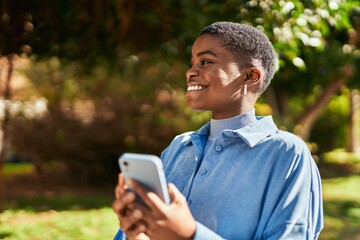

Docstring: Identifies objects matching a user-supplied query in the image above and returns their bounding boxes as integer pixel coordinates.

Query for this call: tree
[4,0,208,184]
[0,0,34,211]
[222,0,359,146]
[3,0,359,188]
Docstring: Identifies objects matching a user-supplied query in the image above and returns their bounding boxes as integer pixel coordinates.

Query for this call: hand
[112,173,150,240]
[128,179,196,240]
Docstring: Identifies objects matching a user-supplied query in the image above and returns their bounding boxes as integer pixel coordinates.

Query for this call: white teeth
[187,85,205,91]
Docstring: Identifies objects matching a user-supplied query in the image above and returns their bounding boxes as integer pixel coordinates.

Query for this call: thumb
[168,183,182,202]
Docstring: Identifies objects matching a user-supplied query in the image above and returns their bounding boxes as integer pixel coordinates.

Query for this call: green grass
[2,162,34,178]
[0,193,119,239]
[4,195,114,212]
[1,162,120,240]
[0,208,119,240]
[320,175,360,240]
[1,163,360,239]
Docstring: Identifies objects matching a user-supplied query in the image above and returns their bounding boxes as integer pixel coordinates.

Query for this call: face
[186,34,248,119]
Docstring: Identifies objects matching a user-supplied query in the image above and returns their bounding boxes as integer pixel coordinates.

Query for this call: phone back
[119,153,170,204]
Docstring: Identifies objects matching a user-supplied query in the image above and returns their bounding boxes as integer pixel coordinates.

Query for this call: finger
[120,208,145,232]
[128,201,153,218]
[145,183,181,211]
[112,199,126,219]
[115,173,127,199]
[143,183,183,214]
[122,190,137,207]
[112,190,137,218]
[127,179,161,211]
[124,222,148,240]
[119,173,125,187]
[168,183,183,202]
[127,179,170,218]
[135,232,151,240]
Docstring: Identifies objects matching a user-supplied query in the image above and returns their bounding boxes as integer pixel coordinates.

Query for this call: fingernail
[133,209,142,219]
[125,192,135,202]
[138,223,146,232]
[127,179,133,187]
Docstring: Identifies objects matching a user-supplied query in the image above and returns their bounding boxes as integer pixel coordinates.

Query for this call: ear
[244,67,262,85]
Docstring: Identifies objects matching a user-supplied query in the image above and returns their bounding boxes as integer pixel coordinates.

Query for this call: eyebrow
[196,50,217,57]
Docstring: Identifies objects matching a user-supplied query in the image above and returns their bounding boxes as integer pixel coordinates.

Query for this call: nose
[186,66,199,81]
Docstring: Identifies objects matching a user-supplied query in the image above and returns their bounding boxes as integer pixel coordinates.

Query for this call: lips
[187,85,207,91]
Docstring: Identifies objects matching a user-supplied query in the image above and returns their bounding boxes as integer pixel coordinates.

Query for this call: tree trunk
[0,54,14,212]
[347,89,360,153]
[294,77,346,141]
[267,86,292,116]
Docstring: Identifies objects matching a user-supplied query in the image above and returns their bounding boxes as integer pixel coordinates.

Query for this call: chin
[187,100,208,111]
[188,105,206,112]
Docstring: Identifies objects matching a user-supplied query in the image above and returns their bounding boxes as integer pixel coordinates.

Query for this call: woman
[112,21,323,240]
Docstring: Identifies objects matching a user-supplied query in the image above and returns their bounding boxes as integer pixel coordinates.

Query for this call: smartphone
[118,153,170,206]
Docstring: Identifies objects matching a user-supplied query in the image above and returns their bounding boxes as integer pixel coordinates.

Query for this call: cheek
[218,70,228,83]
[216,69,239,86]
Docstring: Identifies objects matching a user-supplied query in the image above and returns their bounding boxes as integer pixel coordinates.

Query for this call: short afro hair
[200,22,276,95]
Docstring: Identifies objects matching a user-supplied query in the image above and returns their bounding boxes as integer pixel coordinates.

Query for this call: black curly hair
[200,22,276,95]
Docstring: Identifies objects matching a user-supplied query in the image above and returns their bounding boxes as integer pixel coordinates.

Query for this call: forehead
[191,34,231,57]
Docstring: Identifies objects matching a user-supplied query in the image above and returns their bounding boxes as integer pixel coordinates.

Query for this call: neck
[212,95,258,120]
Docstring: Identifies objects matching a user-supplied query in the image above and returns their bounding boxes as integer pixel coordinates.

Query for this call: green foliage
[9,101,180,184]
[234,0,359,100]
[3,0,360,183]
[222,0,360,144]
[9,38,213,183]
[10,56,208,183]
[323,149,360,165]
[311,89,351,152]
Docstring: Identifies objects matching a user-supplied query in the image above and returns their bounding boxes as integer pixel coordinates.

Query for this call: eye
[188,59,213,68]
[201,60,212,66]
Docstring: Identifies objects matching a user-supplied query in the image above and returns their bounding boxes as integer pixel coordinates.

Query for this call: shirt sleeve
[260,148,323,239]
[193,221,226,240]
[113,229,126,240]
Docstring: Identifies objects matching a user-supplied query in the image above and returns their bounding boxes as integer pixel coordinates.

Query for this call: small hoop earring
[244,84,248,95]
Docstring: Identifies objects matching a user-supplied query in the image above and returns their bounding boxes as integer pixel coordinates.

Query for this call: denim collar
[184,116,278,148]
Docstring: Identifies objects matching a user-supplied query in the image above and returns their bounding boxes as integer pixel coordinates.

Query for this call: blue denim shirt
[114,116,323,239]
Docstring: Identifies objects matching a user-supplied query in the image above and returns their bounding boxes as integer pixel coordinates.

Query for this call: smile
[187,85,207,91]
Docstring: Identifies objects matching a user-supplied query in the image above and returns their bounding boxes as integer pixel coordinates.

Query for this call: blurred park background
[0,0,360,239]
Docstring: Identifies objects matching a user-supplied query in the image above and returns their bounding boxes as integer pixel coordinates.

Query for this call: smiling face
[186,34,252,119]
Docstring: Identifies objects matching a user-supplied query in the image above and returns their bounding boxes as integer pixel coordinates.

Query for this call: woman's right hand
[112,173,150,240]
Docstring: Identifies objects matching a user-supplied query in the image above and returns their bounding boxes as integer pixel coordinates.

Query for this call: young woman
[112,21,323,240]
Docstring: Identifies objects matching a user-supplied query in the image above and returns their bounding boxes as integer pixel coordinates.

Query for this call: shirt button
[200,168,207,175]
[187,199,192,206]
[215,145,222,152]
